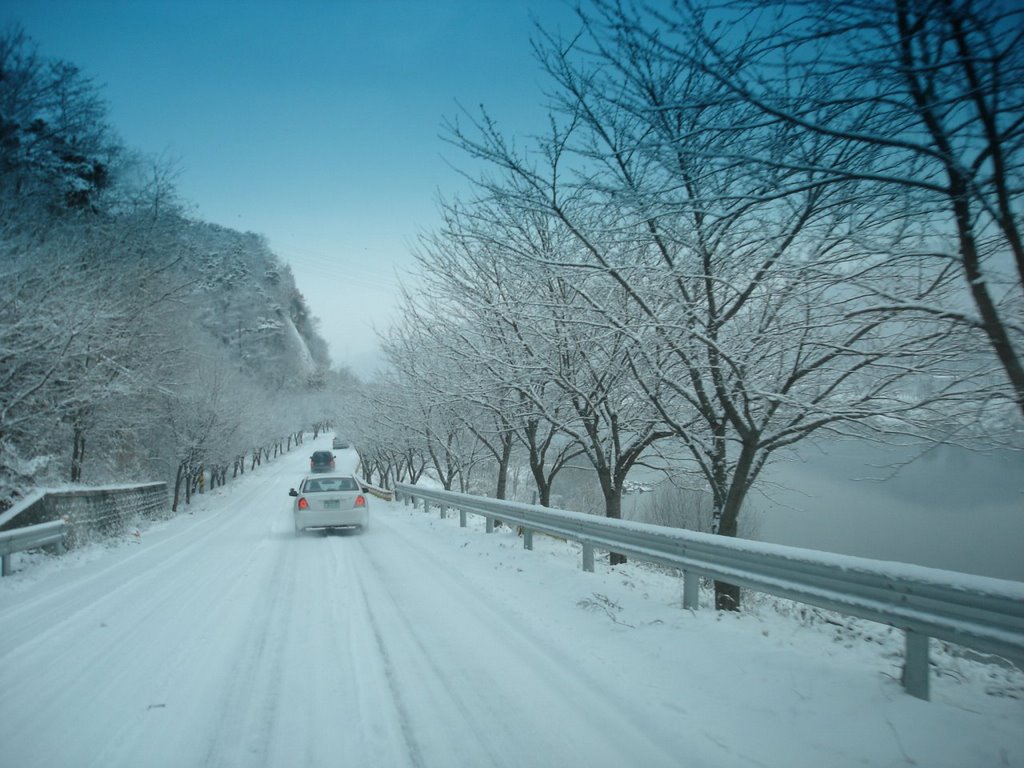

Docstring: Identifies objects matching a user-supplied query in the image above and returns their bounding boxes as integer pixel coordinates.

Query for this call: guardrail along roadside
[0,483,169,576]
[396,483,1024,702]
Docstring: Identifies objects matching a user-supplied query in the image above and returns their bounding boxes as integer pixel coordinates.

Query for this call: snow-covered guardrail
[0,520,66,577]
[395,483,1024,701]
[0,483,169,575]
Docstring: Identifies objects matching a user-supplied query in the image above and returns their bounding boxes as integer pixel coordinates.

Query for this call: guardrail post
[902,630,930,700]
[459,508,467,527]
[439,503,447,520]
[422,498,431,515]
[523,529,533,551]
[486,517,494,533]
[683,570,699,610]
[403,492,410,507]
[582,542,595,572]
[1,553,11,577]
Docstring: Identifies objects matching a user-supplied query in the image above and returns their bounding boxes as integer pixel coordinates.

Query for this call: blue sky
[5,0,584,370]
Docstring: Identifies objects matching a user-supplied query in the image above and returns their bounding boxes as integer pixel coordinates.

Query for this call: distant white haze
[747,441,1022,581]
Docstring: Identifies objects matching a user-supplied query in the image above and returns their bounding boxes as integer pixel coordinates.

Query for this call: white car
[289,474,369,535]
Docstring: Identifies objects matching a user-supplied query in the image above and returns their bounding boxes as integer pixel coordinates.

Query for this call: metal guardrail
[0,483,169,576]
[359,479,395,502]
[0,520,66,576]
[396,483,1024,701]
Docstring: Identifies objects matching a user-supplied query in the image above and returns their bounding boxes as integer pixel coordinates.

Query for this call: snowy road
[0,449,678,768]
[1,441,1021,768]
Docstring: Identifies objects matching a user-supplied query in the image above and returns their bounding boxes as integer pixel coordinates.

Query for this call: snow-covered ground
[1,440,1021,768]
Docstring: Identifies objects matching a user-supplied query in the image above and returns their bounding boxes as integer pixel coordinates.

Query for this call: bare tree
[651,0,1024,415]
[406,203,584,504]
[444,2,990,607]
[157,353,248,512]
[407,196,674,563]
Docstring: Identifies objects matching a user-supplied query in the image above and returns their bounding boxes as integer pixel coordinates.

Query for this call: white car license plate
[323,500,340,510]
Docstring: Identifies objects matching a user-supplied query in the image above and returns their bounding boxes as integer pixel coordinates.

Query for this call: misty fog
[749,442,1023,581]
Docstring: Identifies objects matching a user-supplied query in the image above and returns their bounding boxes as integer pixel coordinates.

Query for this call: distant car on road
[332,437,350,450]
[309,450,335,472]
[289,474,368,535]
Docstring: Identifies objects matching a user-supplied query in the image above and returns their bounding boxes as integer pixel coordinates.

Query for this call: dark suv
[310,450,335,472]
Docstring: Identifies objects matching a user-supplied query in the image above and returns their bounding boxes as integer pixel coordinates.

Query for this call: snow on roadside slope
[1,440,1021,767]
[388,502,1023,766]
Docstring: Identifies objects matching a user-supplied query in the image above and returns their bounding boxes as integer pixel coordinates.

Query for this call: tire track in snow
[352,570,429,768]
[350,538,555,767]
[352,504,683,768]
[320,532,423,768]
[197,533,297,767]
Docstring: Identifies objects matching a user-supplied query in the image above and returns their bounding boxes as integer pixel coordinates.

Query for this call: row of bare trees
[351,0,1020,610]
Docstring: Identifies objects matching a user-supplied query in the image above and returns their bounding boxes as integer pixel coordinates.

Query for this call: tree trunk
[598,469,627,566]
[537,482,551,507]
[527,450,552,506]
[608,498,627,565]
[495,434,512,500]
[172,461,184,512]
[70,424,86,483]
[713,440,757,611]
[951,192,1024,416]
